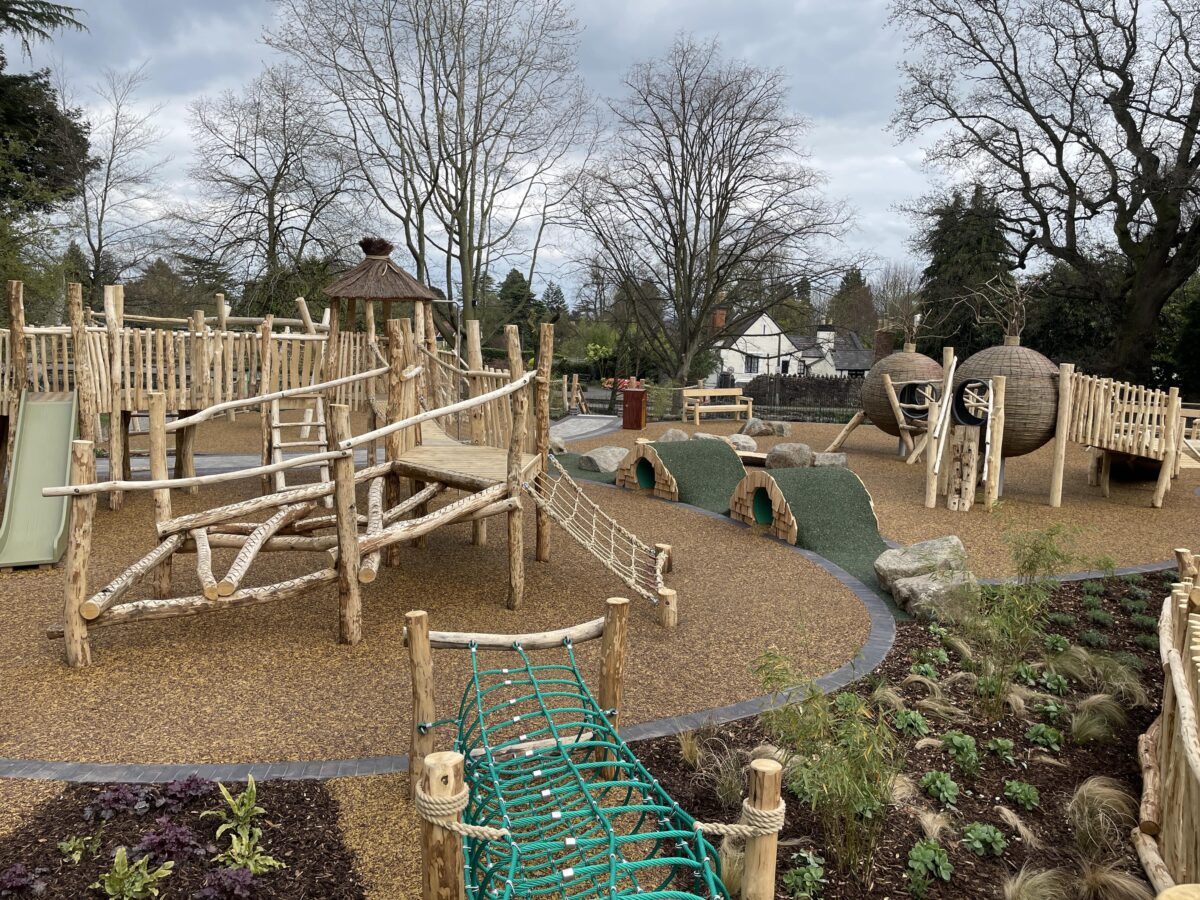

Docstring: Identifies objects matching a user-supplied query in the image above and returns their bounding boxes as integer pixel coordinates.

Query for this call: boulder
[767,421,792,437]
[659,427,690,443]
[728,433,758,452]
[891,570,980,621]
[693,432,733,445]
[812,452,848,468]
[739,417,775,437]
[873,536,968,592]
[578,446,629,473]
[549,435,568,455]
[765,442,814,470]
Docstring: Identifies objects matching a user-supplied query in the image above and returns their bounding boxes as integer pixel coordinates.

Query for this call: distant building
[708,312,874,385]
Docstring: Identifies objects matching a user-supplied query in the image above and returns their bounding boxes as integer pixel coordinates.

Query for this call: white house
[709,312,875,385]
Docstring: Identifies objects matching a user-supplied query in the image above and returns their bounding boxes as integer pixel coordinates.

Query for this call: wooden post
[215,292,227,332]
[5,280,27,471]
[465,319,487,546]
[329,404,362,644]
[258,321,274,495]
[882,373,914,455]
[1049,363,1074,507]
[534,323,554,562]
[657,586,678,628]
[504,325,527,611]
[420,751,466,900]
[148,393,172,598]
[67,283,97,445]
[1151,387,1180,508]
[742,758,782,900]
[655,543,673,574]
[924,399,940,509]
[406,610,436,801]
[295,297,316,334]
[104,286,125,511]
[599,597,630,779]
[1100,449,1112,497]
[364,299,376,344]
[385,320,405,567]
[63,440,96,668]
[174,422,197,495]
[984,375,1005,509]
[1175,548,1197,580]
[324,300,340,383]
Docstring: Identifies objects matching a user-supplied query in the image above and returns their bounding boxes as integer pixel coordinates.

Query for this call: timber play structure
[405,600,784,899]
[1,246,673,667]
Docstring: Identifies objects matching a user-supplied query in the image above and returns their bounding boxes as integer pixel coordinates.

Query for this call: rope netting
[428,639,730,899]
[524,456,665,604]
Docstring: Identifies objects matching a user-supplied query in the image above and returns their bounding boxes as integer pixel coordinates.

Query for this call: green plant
[58,825,104,863]
[909,662,938,679]
[1130,613,1158,630]
[1075,859,1154,900]
[1038,700,1068,724]
[699,740,746,811]
[1135,633,1159,650]
[1040,672,1070,695]
[928,623,949,639]
[893,709,930,738]
[913,647,950,668]
[1080,629,1110,648]
[212,826,286,875]
[976,673,1003,698]
[1047,611,1078,628]
[1025,723,1063,751]
[940,730,980,776]
[1081,580,1104,596]
[781,849,826,899]
[1120,598,1148,615]
[1004,780,1040,811]
[1085,608,1114,628]
[920,770,959,806]
[1002,865,1072,900]
[907,838,953,898]
[90,847,174,898]
[676,730,704,769]
[1067,777,1138,859]
[202,777,265,840]
[1043,634,1070,653]
[987,737,1016,766]
[1013,661,1038,686]
[1082,595,1104,610]
[962,822,1008,857]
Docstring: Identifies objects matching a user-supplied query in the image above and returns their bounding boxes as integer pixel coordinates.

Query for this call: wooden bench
[681,387,752,425]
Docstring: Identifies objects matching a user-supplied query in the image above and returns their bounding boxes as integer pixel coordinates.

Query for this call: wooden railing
[1064,372,1181,462]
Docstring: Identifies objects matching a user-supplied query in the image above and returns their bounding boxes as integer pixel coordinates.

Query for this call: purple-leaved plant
[0,863,47,897]
[134,815,212,861]
[165,776,216,812]
[193,867,255,899]
[84,784,163,822]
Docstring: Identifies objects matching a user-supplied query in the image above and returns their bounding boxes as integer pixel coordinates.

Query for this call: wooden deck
[393,419,540,490]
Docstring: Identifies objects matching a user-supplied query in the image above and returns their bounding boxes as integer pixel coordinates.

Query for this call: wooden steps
[269,395,332,506]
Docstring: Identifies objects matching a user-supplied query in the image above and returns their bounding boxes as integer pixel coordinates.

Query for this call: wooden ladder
[269,394,333,507]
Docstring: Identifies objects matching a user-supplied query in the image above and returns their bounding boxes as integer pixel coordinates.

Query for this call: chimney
[816,323,835,359]
[710,307,727,332]
[873,329,895,364]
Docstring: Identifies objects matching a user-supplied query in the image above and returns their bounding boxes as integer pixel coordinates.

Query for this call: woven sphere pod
[862,346,944,437]
[955,339,1058,457]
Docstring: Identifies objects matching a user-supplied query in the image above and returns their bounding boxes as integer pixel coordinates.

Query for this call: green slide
[0,391,78,567]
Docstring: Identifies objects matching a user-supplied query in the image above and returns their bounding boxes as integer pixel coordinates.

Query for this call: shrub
[940,731,980,776]
[781,849,826,899]
[1004,780,1040,811]
[976,674,1003,699]
[1135,633,1159,650]
[987,737,1016,766]
[1047,612,1076,629]
[1040,672,1070,696]
[1123,574,1144,587]
[1081,595,1104,610]
[133,816,208,862]
[962,822,1008,857]
[910,662,939,679]
[1081,580,1104,596]
[163,776,215,812]
[1067,777,1137,859]
[1025,724,1063,751]
[1080,630,1110,649]
[0,865,46,897]
[194,867,255,900]
[907,839,953,898]
[920,770,959,806]
[85,785,162,823]
[1043,634,1070,653]
[1130,613,1158,631]
[893,709,930,738]
[1119,598,1148,615]
[699,741,746,811]
[90,847,173,898]
[1085,608,1114,628]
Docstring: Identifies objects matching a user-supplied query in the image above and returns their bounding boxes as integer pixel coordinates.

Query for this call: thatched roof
[324,237,438,302]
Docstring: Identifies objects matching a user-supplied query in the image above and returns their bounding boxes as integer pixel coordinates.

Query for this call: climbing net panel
[525,456,666,605]
[436,638,729,899]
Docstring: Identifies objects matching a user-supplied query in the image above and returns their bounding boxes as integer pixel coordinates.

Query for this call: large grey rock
[693,432,733,445]
[813,452,847,468]
[891,570,980,621]
[740,417,775,437]
[549,435,568,455]
[659,427,690,443]
[579,446,628,473]
[765,442,814,469]
[873,536,968,592]
[728,433,758,452]
[767,421,792,437]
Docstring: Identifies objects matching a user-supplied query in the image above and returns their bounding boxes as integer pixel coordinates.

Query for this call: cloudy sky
[6,0,935,292]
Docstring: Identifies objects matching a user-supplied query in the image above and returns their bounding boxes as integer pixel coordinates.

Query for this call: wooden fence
[1063,371,1181,462]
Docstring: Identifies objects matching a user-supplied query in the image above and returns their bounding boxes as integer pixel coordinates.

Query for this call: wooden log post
[329,404,362,644]
[1049,363,1074,507]
[742,758,783,900]
[657,586,678,628]
[104,286,125,510]
[63,440,96,668]
[1151,386,1180,508]
[504,325,527,611]
[295,297,316,334]
[385,319,406,567]
[655,543,674,574]
[148,393,173,598]
[257,320,275,495]
[923,399,940,509]
[4,281,26,474]
[534,323,554,562]
[984,375,1006,509]
[215,292,227,332]
[1176,548,1197,580]
[882,373,914,455]
[598,597,630,780]
[66,283,98,445]
[465,319,487,546]
[324,300,340,384]
[420,750,466,900]
[406,610,436,801]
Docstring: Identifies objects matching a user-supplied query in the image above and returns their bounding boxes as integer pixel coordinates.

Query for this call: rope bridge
[524,456,666,605]
[422,637,732,899]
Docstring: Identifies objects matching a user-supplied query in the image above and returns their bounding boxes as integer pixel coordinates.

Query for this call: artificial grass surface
[649,439,746,515]
[553,452,618,485]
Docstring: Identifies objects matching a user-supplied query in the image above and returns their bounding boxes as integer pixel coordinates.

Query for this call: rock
[765,442,814,469]
[873,536,968,592]
[728,433,758,452]
[891,570,980,621]
[549,435,568,455]
[659,428,690,443]
[813,452,848,468]
[767,421,792,437]
[739,417,775,437]
[578,446,628,473]
[693,432,733,445]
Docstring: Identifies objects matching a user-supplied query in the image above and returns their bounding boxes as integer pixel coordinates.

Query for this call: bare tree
[568,35,848,384]
[891,0,1200,380]
[874,260,924,343]
[180,64,360,310]
[63,64,167,308]
[266,0,595,320]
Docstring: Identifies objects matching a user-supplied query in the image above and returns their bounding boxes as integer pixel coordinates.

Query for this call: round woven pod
[955,339,1058,457]
[862,346,944,437]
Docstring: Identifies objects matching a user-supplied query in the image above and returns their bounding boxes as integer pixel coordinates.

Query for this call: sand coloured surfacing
[647,438,746,514]
[568,419,1200,577]
[0,467,868,765]
[329,774,421,899]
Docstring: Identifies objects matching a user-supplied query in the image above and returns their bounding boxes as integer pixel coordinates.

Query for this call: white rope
[694,797,786,839]
[413,782,511,842]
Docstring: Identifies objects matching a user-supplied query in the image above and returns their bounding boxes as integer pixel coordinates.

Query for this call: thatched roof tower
[325,237,436,302]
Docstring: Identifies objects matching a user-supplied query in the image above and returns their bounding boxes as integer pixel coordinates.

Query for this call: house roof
[834,349,875,371]
[720,315,869,365]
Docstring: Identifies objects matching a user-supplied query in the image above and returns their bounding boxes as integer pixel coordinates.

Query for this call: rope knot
[693,797,786,839]
[413,782,511,842]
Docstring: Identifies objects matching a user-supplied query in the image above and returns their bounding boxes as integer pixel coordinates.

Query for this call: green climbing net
[423,638,730,899]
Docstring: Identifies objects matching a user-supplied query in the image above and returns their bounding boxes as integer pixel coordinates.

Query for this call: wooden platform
[1180,438,1200,470]
[393,419,540,490]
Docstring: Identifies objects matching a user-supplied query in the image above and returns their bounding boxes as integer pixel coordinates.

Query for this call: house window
[782,360,790,374]
[744,354,760,374]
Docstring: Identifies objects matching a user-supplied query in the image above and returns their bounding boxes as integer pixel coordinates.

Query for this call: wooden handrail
[404,615,607,651]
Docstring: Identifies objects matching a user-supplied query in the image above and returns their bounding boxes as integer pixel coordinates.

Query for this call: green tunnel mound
[766,466,889,591]
[551,452,618,485]
[650,439,745,515]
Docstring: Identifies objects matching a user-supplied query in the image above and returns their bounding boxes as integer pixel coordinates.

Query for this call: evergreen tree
[916,185,1013,357]
[497,268,545,347]
[542,281,568,320]
[1023,259,1124,373]
[827,267,877,341]
[771,277,818,334]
